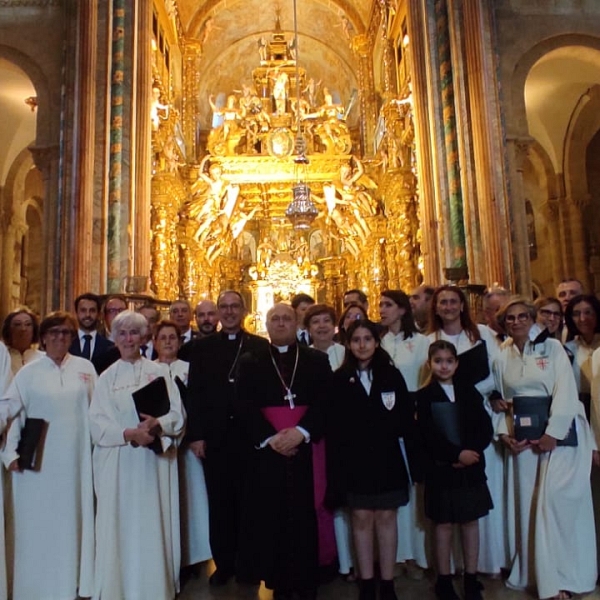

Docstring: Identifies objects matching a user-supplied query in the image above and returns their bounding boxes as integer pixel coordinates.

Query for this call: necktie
[299,331,307,345]
[82,334,92,360]
[141,344,148,358]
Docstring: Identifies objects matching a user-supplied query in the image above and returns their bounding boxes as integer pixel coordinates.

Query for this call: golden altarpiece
[150,6,420,329]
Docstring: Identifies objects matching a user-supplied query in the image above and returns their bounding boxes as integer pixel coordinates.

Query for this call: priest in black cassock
[186,290,269,585]
[236,303,335,600]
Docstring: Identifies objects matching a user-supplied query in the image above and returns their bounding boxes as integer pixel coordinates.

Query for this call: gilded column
[435,0,466,268]
[150,174,180,299]
[406,0,441,283]
[182,40,202,160]
[107,0,126,292]
[132,0,153,280]
[352,34,377,155]
[72,0,98,297]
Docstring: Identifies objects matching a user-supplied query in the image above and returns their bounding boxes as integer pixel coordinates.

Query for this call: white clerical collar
[228,334,237,340]
[274,344,289,353]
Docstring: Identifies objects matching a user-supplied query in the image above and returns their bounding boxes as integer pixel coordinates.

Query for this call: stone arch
[510,33,600,139]
[0,44,53,145]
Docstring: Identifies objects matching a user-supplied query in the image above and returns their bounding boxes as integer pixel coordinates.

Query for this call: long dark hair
[427,285,481,343]
[341,319,394,374]
[564,294,600,341]
[337,303,368,345]
[380,289,418,339]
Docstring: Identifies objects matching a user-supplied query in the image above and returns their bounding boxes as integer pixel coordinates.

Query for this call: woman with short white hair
[90,310,184,600]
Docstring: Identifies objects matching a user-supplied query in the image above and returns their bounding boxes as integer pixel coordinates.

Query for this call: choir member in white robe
[90,311,184,600]
[0,341,15,600]
[306,304,352,579]
[379,290,430,572]
[494,298,597,599]
[153,320,211,568]
[564,294,600,575]
[427,285,506,575]
[2,312,96,600]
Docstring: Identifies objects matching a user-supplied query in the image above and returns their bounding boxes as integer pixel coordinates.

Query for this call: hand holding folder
[131,377,171,454]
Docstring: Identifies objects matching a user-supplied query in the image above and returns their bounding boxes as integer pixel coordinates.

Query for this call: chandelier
[285,0,318,231]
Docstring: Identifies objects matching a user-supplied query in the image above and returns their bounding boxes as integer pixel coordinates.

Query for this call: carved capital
[28,145,59,176]
[506,136,533,171]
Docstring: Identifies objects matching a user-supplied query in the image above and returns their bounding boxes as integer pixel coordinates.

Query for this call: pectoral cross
[284,389,296,409]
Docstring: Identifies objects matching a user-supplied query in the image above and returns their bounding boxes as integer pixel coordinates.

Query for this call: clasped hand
[500,435,531,455]
[452,449,480,468]
[125,413,162,447]
[269,427,304,457]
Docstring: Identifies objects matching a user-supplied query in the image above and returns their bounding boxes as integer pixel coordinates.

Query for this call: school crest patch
[381,391,396,410]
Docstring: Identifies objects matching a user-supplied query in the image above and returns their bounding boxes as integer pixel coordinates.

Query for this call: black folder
[131,377,170,453]
[17,418,47,470]
[512,395,577,447]
[454,342,490,387]
[174,375,188,410]
[431,402,462,447]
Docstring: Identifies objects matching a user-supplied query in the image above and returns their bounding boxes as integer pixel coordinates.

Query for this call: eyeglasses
[504,312,530,324]
[105,307,125,315]
[270,315,294,323]
[46,328,74,338]
[539,308,561,319]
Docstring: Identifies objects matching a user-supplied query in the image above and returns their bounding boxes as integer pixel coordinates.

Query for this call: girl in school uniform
[328,319,416,600]
[416,340,493,600]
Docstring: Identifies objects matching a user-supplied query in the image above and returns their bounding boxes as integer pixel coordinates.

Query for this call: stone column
[505,137,533,296]
[72,0,98,297]
[406,0,441,284]
[132,0,153,280]
[459,0,513,288]
[29,145,60,313]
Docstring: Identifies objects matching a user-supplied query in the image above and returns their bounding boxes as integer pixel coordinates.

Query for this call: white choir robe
[2,354,96,600]
[90,358,185,600]
[158,359,212,566]
[381,331,430,568]
[0,342,14,600]
[428,325,507,574]
[312,342,354,575]
[494,337,597,598]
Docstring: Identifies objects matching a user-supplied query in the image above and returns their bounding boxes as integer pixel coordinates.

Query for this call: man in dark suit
[69,293,114,373]
[169,300,196,344]
[186,290,269,586]
[137,304,160,359]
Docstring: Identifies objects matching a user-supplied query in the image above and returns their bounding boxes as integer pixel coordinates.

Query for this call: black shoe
[359,578,376,600]
[435,575,460,600]
[209,568,233,586]
[380,579,398,600]
[464,572,484,600]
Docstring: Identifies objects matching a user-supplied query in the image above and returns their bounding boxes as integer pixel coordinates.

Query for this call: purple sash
[261,406,337,566]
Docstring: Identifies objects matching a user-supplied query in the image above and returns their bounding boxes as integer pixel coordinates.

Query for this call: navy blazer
[69,332,114,374]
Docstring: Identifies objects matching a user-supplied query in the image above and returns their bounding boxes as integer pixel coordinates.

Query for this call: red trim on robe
[261,406,337,567]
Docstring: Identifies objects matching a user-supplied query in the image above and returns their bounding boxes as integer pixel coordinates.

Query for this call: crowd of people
[0,278,598,600]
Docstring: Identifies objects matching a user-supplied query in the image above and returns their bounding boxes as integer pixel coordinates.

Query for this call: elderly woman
[427,285,505,576]
[90,310,184,600]
[1,307,44,375]
[3,311,96,600]
[533,297,563,340]
[153,319,211,572]
[494,297,596,599]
